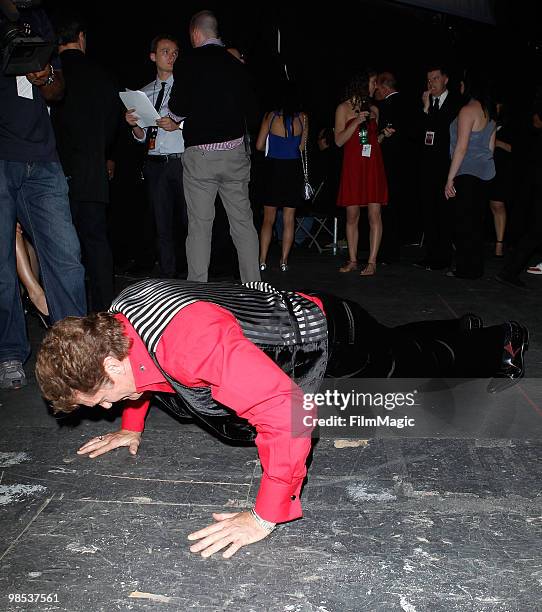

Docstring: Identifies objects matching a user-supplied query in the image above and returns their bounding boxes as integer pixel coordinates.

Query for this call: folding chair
[295,179,339,255]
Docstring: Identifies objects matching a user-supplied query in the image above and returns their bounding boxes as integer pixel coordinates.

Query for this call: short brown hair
[35,313,131,413]
[190,10,218,38]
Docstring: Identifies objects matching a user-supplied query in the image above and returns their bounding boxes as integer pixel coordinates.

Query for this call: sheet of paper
[16,76,33,99]
[119,89,160,128]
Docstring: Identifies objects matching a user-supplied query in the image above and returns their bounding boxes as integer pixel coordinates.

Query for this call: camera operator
[0,2,86,390]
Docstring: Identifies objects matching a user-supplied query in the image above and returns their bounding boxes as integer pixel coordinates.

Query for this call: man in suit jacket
[168,10,260,283]
[375,72,411,262]
[51,16,120,311]
[415,66,462,270]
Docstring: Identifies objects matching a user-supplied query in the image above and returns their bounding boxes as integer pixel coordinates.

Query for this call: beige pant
[182,145,260,283]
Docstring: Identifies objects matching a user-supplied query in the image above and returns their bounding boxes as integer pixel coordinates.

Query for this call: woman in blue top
[445,70,496,279]
[256,82,308,271]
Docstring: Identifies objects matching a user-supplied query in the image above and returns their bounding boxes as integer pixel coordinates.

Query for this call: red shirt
[118,293,323,524]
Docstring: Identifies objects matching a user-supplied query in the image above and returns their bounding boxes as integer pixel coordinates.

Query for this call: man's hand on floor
[77,429,142,458]
[188,511,271,558]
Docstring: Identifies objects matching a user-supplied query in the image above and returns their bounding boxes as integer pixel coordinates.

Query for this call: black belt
[146,153,183,162]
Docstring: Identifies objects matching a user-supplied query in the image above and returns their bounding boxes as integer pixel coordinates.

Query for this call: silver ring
[98,436,104,441]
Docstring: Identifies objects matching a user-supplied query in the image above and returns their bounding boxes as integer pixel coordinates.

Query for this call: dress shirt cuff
[254,474,304,523]
[132,127,146,143]
[121,397,150,432]
[168,111,183,124]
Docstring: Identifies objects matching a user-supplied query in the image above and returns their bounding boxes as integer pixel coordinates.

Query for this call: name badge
[361,144,372,157]
[425,131,435,146]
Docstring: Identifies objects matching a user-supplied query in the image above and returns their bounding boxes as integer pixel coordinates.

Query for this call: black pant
[502,180,542,278]
[143,157,188,278]
[315,293,502,379]
[70,199,114,312]
[453,175,489,278]
[420,162,452,267]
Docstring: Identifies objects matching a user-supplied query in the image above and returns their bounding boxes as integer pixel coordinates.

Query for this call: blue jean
[0,160,87,362]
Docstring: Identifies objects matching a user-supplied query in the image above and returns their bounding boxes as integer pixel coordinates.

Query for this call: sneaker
[487,322,529,393]
[526,262,542,275]
[0,360,27,390]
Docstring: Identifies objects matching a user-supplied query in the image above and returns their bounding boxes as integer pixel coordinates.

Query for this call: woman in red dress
[335,71,388,275]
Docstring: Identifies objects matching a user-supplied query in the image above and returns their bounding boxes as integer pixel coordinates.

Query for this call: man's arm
[168,60,190,118]
[76,395,150,458]
[158,301,314,557]
[26,65,65,102]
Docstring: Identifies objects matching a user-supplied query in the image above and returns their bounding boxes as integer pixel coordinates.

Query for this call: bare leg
[259,205,277,265]
[361,203,382,276]
[281,207,296,265]
[25,237,40,279]
[15,229,49,315]
[340,205,360,272]
[490,200,506,256]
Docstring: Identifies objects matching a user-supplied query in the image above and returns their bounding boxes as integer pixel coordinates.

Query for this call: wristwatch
[250,508,276,533]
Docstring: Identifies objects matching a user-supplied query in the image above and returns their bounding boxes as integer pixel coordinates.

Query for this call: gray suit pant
[182,145,260,283]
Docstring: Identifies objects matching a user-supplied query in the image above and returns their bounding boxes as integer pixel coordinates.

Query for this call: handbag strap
[300,113,309,180]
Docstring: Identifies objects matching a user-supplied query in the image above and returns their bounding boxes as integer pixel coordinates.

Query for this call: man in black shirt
[51,16,120,312]
[168,10,260,283]
[0,6,86,390]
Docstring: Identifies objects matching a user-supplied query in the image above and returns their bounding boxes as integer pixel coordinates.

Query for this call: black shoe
[495,273,527,290]
[428,262,449,271]
[413,259,431,270]
[23,294,50,329]
[459,313,483,332]
[487,321,529,393]
[446,269,483,279]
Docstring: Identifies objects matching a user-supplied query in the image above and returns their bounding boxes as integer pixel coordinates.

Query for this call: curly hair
[342,69,377,110]
[35,313,132,413]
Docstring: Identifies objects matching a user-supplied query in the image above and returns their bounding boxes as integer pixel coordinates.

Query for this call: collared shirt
[133,74,185,155]
[431,89,449,109]
[117,294,324,524]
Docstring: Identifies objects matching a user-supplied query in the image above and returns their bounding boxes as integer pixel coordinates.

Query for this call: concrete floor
[1,245,541,612]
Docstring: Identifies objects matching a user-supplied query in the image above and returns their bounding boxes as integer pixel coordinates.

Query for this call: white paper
[16,76,33,99]
[119,89,160,128]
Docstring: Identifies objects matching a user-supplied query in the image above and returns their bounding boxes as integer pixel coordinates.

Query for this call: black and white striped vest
[110,279,328,441]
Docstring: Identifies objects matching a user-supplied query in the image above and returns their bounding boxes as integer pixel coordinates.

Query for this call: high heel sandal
[360,262,377,276]
[23,293,50,329]
[495,240,504,258]
[339,260,358,273]
[279,261,288,272]
[259,262,267,272]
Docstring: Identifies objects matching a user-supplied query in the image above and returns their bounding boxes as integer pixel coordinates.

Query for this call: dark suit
[51,49,120,311]
[378,91,410,261]
[419,91,462,268]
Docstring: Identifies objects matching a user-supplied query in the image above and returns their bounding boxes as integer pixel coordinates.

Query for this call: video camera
[0,0,54,76]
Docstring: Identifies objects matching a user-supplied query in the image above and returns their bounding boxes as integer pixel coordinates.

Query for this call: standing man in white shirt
[125,35,187,278]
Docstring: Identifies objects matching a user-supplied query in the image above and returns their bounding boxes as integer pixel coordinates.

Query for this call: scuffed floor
[1,247,541,611]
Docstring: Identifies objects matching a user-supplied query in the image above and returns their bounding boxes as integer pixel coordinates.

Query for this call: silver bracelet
[44,64,54,86]
[250,508,276,533]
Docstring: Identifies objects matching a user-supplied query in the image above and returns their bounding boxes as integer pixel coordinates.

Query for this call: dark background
[36,1,542,269]
[44,0,542,127]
